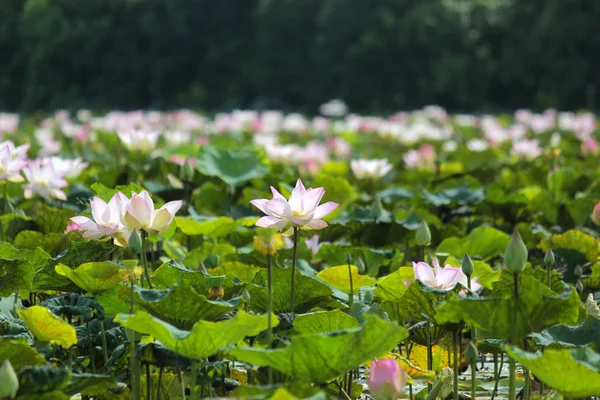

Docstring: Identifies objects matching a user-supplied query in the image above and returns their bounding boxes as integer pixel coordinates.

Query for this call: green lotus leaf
[443,256,501,289]
[131,283,238,329]
[0,338,45,369]
[373,267,414,302]
[316,265,376,295]
[0,258,34,297]
[95,288,129,317]
[91,182,147,202]
[210,262,261,287]
[505,346,600,397]
[310,174,358,217]
[183,243,236,271]
[40,294,104,323]
[539,229,599,263]
[14,231,65,255]
[583,262,600,290]
[246,268,334,314]
[54,262,123,294]
[0,243,51,272]
[0,213,36,241]
[195,146,269,186]
[293,310,359,334]
[115,310,274,359]
[175,216,236,237]
[228,315,408,383]
[316,244,392,272]
[436,276,581,340]
[65,373,118,397]
[399,281,455,324]
[436,226,510,261]
[530,315,600,349]
[17,391,69,400]
[18,306,77,348]
[17,365,70,394]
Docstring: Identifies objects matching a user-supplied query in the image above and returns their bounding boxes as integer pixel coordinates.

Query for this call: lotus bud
[465,341,478,366]
[592,202,600,226]
[461,254,474,277]
[368,359,407,400]
[371,198,384,219]
[504,230,528,274]
[355,256,366,274]
[346,253,353,265]
[241,288,251,303]
[180,158,195,182]
[415,220,431,247]
[576,279,584,295]
[544,249,555,267]
[128,229,142,254]
[574,265,583,279]
[0,359,19,399]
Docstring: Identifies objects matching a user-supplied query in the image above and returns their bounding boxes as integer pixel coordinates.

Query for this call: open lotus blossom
[250,179,339,233]
[413,258,481,291]
[350,158,393,180]
[70,193,130,244]
[368,358,407,400]
[121,190,182,235]
[47,157,88,179]
[117,130,161,152]
[22,159,68,200]
[0,141,29,182]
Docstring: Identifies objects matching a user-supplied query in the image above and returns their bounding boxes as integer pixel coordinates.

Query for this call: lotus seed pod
[128,229,142,254]
[465,341,479,366]
[415,220,431,247]
[544,249,555,267]
[461,254,474,277]
[504,230,528,274]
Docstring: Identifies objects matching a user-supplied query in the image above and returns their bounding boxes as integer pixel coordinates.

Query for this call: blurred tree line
[1,0,599,114]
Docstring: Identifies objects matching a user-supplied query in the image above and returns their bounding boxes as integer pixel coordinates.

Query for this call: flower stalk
[290,227,299,313]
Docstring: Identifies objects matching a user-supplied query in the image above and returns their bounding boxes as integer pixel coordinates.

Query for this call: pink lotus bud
[368,359,407,400]
[582,137,599,156]
[592,202,600,226]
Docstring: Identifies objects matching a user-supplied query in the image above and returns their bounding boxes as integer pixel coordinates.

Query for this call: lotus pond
[0,107,599,399]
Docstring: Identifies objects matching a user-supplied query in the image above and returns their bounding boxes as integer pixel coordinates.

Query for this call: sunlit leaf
[316,265,376,295]
[54,262,123,294]
[18,306,77,348]
[436,226,510,260]
[293,310,359,334]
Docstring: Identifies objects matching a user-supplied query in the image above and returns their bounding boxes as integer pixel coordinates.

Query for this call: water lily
[0,141,29,182]
[121,190,182,235]
[350,158,393,180]
[250,179,339,233]
[368,358,407,400]
[413,258,481,291]
[22,159,68,200]
[71,193,130,244]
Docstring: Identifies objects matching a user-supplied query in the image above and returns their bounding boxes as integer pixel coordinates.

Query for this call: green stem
[523,339,530,400]
[491,353,504,400]
[426,325,433,392]
[453,331,459,400]
[347,260,354,309]
[471,358,476,400]
[128,276,140,400]
[508,273,520,400]
[290,227,299,313]
[157,366,163,400]
[190,360,198,400]
[547,263,551,287]
[140,232,153,289]
[87,321,96,374]
[177,368,186,400]
[266,253,273,385]
[146,363,151,400]
[99,319,109,366]
[467,276,477,344]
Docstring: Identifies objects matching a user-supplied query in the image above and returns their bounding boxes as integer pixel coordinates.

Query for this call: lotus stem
[99,319,109,366]
[523,339,530,400]
[347,260,354,309]
[426,325,433,392]
[190,360,198,400]
[266,253,274,385]
[146,363,151,400]
[87,321,96,374]
[491,353,504,400]
[453,331,459,400]
[508,272,520,400]
[157,366,163,400]
[177,367,186,400]
[290,227,299,313]
[140,231,153,289]
[471,358,476,400]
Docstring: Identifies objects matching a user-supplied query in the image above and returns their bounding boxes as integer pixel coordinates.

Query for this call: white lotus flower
[350,158,393,180]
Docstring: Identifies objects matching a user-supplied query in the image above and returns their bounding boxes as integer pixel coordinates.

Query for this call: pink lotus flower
[22,159,68,201]
[0,113,19,134]
[65,222,85,234]
[581,137,599,156]
[511,139,542,159]
[0,141,29,182]
[250,179,339,233]
[122,190,182,235]
[368,359,407,400]
[413,258,482,291]
[403,144,436,170]
[71,193,130,243]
